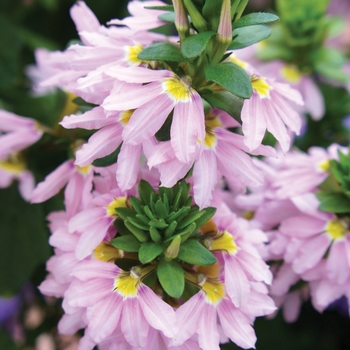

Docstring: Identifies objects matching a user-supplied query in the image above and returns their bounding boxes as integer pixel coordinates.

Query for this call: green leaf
[177,239,216,266]
[233,12,279,28]
[138,180,157,205]
[177,210,205,230]
[138,242,164,263]
[115,207,136,220]
[114,219,131,236]
[0,330,20,350]
[157,261,184,298]
[155,200,168,219]
[111,235,141,252]
[0,185,50,295]
[181,31,216,58]
[228,25,272,50]
[194,207,217,228]
[318,193,350,214]
[124,220,149,243]
[138,42,190,63]
[92,143,122,167]
[202,0,223,30]
[205,62,252,99]
[144,5,174,11]
[158,12,176,23]
[129,196,144,215]
[201,89,243,120]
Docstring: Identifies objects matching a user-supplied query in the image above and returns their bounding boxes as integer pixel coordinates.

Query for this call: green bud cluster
[111,180,217,298]
[317,147,350,214]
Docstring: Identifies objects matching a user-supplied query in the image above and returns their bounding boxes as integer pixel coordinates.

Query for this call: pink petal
[280,215,326,238]
[122,94,174,145]
[121,298,149,347]
[31,160,75,203]
[218,299,257,349]
[116,143,142,191]
[138,285,178,338]
[198,303,220,350]
[75,124,123,166]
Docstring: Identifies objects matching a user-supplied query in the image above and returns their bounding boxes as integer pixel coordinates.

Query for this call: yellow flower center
[204,116,221,148]
[281,65,302,84]
[125,43,144,65]
[251,76,272,98]
[114,269,141,297]
[317,160,330,172]
[209,230,239,255]
[119,110,134,126]
[76,165,91,175]
[0,154,26,174]
[228,54,248,69]
[94,242,124,262]
[325,219,348,240]
[106,197,128,217]
[162,76,192,102]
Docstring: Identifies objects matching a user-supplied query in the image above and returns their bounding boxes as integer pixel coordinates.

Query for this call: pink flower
[102,68,205,164]
[0,110,43,160]
[65,259,178,346]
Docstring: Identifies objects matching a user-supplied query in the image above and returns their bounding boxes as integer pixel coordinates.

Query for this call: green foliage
[138,42,191,63]
[177,239,217,265]
[138,242,164,263]
[181,31,216,58]
[0,184,50,295]
[111,235,141,252]
[232,12,279,28]
[229,25,272,50]
[157,261,185,298]
[92,144,122,167]
[205,62,252,99]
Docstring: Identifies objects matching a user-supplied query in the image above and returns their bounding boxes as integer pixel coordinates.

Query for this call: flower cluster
[1,0,350,349]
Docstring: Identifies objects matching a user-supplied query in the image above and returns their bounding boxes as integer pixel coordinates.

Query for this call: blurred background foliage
[0,0,349,349]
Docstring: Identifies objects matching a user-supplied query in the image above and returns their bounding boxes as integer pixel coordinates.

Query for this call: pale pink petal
[105,65,172,83]
[122,94,174,145]
[31,160,75,203]
[58,310,86,335]
[280,215,326,238]
[64,172,85,219]
[193,150,218,209]
[87,294,123,342]
[158,158,192,188]
[282,291,303,323]
[71,259,119,281]
[116,143,142,191]
[121,298,149,347]
[172,292,204,346]
[292,234,330,274]
[272,81,304,105]
[218,299,257,349]
[103,81,163,111]
[240,290,276,317]
[38,276,67,298]
[241,94,266,151]
[0,110,36,131]
[75,124,123,166]
[301,77,324,120]
[60,107,119,130]
[146,140,176,168]
[326,240,349,284]
[223,255,250,307]
[171,94,204,163]
[197,304,220,350]
[17,170,35,202]
[263,98,290,153]
[70,1,100,34]
[138,285,178,338]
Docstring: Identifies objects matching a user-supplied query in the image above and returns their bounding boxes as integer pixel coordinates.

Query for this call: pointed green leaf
[164,220,178,239]
[205,62,252,99]
[155,200,168,219]
[158,12,176,23]
[127,217,150,231]
[124,220,149,242]
[139,242,164,264]
[228,25,272,50]
[111,235,141,252]
[233,12,279,29]
[150,226,162,242]
[177,210,205,230]
[115,207,136,220]
[149,219,169,229]
[114,218,132,236]
[157,261,185,298]
[202,89,243,120]
[138,180,156,204]
[129,196,144,215]
[144,5,174,11]
[318,193,350,214]
[155,112,173,141]
[92,143,122,167]
[194,207,217,228]
[181,31,216,58]
[168,206,190,222]
[177,239,216,266]
[138,42,190,63]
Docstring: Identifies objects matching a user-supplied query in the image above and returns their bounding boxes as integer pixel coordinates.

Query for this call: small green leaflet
[157,261,185,298]
[181,31,216,59]
[233,12,279,29]
[138,42,190,63]
[205,62,252,99]
[229,25,272,50]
